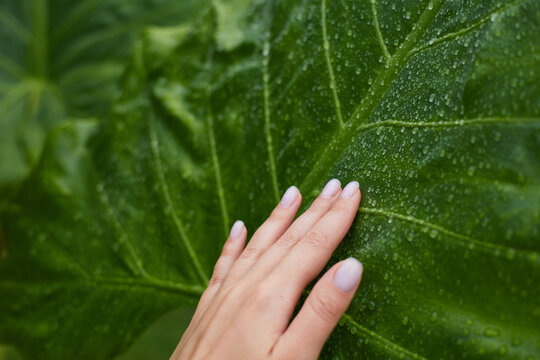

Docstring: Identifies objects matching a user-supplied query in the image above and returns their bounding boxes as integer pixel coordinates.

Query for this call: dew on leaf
[483,327,500,337]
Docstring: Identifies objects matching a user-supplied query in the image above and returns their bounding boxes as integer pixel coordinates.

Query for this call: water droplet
[506,249,516,260]
[484,327,500,337]
[323,41,329,50]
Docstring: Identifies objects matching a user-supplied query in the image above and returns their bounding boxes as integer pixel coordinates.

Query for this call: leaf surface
[1,0,540,359]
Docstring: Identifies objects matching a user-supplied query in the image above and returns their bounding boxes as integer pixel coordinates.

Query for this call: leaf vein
[360,207,540,260]
[300,115,538,193]
[206,110,231,240]
[370,0,391,62]
[341,313,428,360]
[0,54,26,79]
[300,0,447,193]
[321,0,344,128]
[96,183,147,277]
[0,277,205,297]
[0,7,30,42]
[357,116,540,131]
[263,36,280,203]
[409,0,526,57]
[148,113,209,285]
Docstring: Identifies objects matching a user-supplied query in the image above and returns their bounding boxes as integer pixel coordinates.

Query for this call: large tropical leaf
[2,0,540,359]
[0,0,208,199]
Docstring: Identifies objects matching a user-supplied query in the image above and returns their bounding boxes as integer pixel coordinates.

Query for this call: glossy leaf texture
[0,0,208,199]
[2,0,540,359]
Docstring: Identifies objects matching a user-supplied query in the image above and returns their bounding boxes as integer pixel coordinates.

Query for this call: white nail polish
[333,258,363,292]
[320,179,341,198]
[280,186,298,207]
[341,181,359,198]
[229,220,244,239]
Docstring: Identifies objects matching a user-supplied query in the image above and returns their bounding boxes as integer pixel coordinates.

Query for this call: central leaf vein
[300,0,447,193]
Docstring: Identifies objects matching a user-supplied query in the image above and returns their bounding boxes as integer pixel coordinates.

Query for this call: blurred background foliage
[0,307,195,359]
[0,0,208,202]
[0,0,205,358]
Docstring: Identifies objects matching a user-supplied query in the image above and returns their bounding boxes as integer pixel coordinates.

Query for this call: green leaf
[2,0,540,359]
[0,0,209,199]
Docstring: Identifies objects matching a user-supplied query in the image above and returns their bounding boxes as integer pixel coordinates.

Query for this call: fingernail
[341,181,359,198]
[333,257,363,292]
[320,179,341,198]
[280,186,298,208]
[229,220,244,239]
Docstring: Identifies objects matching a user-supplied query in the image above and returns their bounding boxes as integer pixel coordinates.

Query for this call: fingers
[251,179,342,277]
[269,181,361,292]
[198,220,247,306]
[275,258,363,359]
[226,186,301,279]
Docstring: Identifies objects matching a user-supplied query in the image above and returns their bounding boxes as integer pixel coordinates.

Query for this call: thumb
[275,258,363,359]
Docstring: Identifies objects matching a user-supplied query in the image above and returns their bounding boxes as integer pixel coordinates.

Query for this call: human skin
[170,179,363,360]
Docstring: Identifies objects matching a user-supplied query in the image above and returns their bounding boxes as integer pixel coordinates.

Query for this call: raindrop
[511,337,522,346]
[483,327,500,337]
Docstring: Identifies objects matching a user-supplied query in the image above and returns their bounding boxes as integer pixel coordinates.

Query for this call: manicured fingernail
[341,181,359,198]
[229,220,244,239]
[321,179,341,198]
[333,257,363,292]
[280,186,298,207]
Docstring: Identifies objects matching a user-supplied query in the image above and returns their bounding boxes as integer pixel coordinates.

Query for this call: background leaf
[1,0,540,359]
[0,0,208,200]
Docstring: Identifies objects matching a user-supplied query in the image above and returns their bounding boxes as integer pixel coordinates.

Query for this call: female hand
[171,179,363,360]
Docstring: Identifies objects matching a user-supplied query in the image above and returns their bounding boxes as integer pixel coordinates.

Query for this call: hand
[171,179,363,360]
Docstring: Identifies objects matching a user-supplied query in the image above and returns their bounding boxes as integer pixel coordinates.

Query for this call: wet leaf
[1,0,540,359]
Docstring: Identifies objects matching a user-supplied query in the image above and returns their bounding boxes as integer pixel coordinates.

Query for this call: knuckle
[252,283,278,305]
[308,291,340,322]
[208,275,223,288]
[253,285,271,302]
[302,230,329,248]
[239,245,258,259]
[331,202,352,215]
[275,232,298,248]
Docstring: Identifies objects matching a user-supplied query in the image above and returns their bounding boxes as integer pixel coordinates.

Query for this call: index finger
[268,181,361,294]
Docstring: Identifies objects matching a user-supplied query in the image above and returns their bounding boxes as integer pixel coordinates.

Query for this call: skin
[171,179,363,360]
